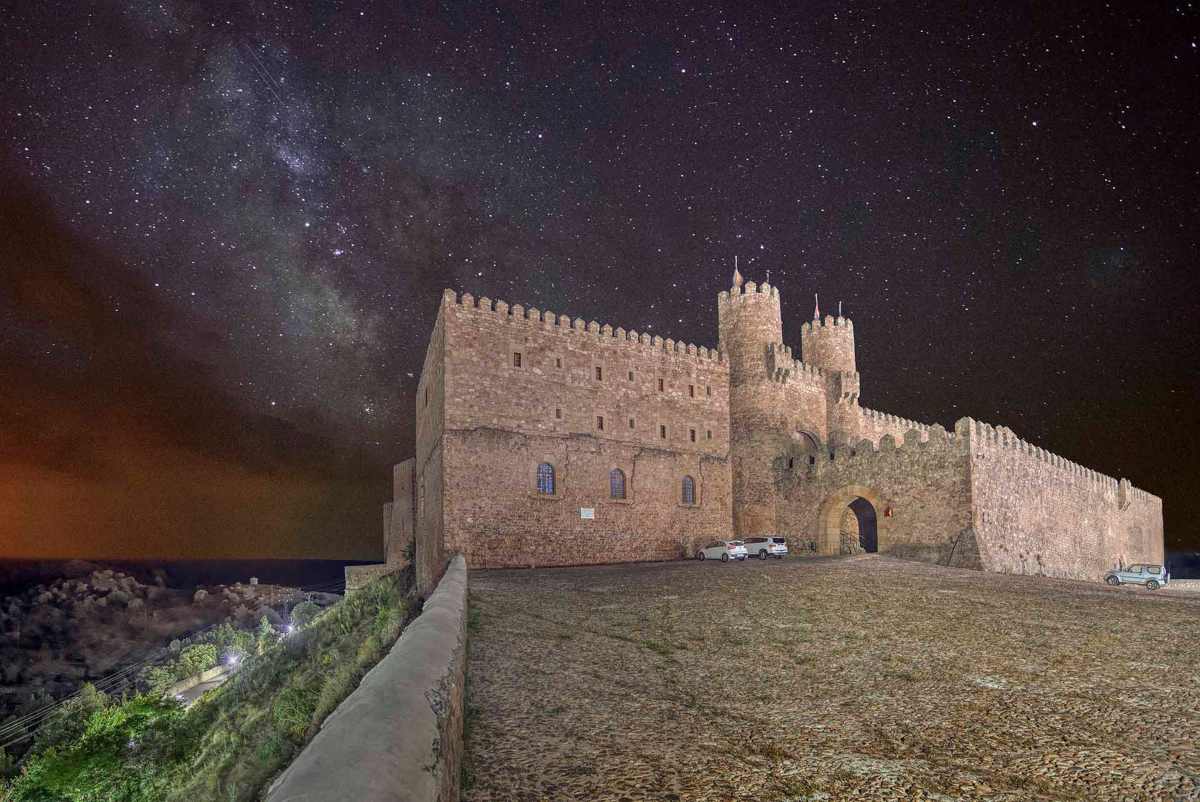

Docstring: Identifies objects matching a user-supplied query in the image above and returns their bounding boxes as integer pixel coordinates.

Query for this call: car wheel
[1105,576,1120,586]
[721,553,729,562]
[697,551,705,561]
[759,550,768,560]
[1146,579,1159,591]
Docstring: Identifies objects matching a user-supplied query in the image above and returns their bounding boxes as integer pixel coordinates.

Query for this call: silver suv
[742,536,788,560]
[1104,564,1169,590]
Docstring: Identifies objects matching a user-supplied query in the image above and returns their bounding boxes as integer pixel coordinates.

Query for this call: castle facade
[402,271,1162,589]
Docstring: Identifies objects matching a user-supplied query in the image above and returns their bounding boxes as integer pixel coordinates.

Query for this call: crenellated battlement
[764,342,861,388]
[953,416,1160,501]
[442,288,726,366]
[780,423,959,476]
[717,280,781,306]
[800,314,855,334]
[861,407,933,434]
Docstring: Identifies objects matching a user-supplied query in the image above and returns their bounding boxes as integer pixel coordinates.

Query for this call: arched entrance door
[849,497,878,553]
[816,485,886,555]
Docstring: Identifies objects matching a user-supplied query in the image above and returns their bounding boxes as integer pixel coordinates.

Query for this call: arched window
[609,468,626,499]
[536,462,556,495]
[681,475,696,505]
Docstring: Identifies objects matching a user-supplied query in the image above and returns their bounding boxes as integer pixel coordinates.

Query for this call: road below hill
[464,555,1200,801]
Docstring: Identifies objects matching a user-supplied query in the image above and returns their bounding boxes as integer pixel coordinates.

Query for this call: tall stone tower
[800,298,861,446]
[718,268,788,537]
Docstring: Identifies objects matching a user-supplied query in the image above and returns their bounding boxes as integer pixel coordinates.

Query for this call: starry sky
[1,1,1197,559]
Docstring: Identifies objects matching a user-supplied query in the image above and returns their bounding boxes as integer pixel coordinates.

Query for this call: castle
[385,270,1162,591]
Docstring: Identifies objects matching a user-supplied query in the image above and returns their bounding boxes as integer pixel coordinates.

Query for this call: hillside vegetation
[2,570,411,802]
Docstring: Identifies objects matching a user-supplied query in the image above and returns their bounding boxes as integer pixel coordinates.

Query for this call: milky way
[2,1,1197,557]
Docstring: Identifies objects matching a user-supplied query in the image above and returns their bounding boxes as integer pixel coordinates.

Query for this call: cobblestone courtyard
[464,555,1200,801]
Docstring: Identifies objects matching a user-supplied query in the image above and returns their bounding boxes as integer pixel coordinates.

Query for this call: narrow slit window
[555,407,562,419]
[597,415,604,431]
[658,378,664,392]
[660,424,667,439]
[706,385,711,396]
[628,418,635,429]
[595,366,603,381]
[689,428,696,442]
[706,429,712,440]
[556,357,562,368]
[628,370,634,381]
[513,352,522,368]
[689,385,694,398]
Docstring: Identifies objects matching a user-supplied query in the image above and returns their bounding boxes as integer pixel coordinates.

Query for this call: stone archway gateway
[816,485,887,555]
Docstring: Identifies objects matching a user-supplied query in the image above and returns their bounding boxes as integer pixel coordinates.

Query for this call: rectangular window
[423,388,428,407]
[595,366,603,381]
[628,418,635,429]
[556,357,562,368]
[513,352,522,368]
[689,428,696,442]
[706,385,711,397]
[555,407,562,419]
[660,424,667,439]
[658,378,664,392]
[706,429,712,440]
[628,370,634,381]
[597,415,604,431]
[689,385,694,398]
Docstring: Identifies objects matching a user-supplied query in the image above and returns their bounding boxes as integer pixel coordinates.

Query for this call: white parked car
[697,540,747,562]
[743,536,788,559]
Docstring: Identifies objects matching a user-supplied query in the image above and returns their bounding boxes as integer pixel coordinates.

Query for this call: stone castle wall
[415,307,448,595]
[432,289,733,568]
[775,427,977,565]
[960,418,1164,580]
[410,281,1164,581]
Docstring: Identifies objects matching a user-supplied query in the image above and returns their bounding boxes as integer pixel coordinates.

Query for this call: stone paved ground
[464,555,1200,801]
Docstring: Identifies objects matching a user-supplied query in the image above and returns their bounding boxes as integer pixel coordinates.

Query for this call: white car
[697,540,747,562]
[742,536,789,559]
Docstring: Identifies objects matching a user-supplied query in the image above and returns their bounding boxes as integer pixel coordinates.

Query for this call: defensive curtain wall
[417,289,734,569]
[776,418,1162,580]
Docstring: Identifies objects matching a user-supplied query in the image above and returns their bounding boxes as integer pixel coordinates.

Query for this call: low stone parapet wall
[267,554,467,802]
[1163,579,1200,593]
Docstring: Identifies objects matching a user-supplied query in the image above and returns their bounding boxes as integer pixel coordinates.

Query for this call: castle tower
[718,271,787,537]
[801,298,861,446]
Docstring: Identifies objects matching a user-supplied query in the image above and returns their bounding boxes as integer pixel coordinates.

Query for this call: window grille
[610,468,626,499]
[537,463,556,495]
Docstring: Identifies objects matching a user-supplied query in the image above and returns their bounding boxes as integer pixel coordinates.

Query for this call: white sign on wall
[580,507,595,520]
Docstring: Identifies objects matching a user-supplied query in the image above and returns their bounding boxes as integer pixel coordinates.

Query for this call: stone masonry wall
[437,289,733,568]
[961,418,1164,580]
[444,429,731,567]
[775,427,976,565]
[416,306,447,596]
[388,458,415,566]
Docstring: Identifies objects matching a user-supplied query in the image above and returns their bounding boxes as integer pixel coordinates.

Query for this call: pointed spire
[732,255,743,288]
[813,293,820,319]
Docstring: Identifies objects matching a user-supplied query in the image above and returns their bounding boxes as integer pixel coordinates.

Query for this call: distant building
[397,270,1162,590]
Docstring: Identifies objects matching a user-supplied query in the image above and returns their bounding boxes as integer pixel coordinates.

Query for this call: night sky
[1,1,1197,559]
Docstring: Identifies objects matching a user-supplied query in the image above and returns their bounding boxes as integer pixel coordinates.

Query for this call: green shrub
[289,601,321,628]
[179,643,219,677]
